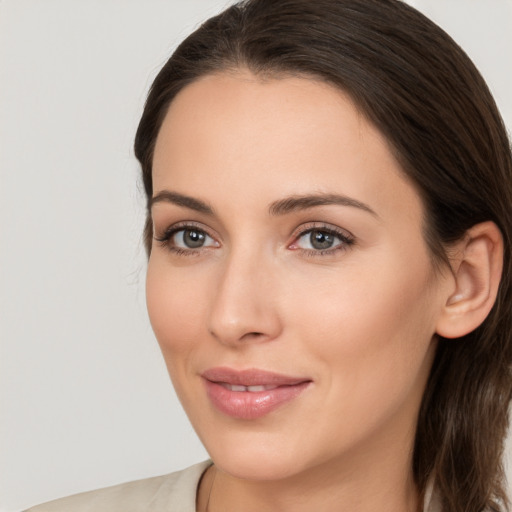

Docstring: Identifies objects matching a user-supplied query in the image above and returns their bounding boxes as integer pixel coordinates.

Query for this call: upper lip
[201,367,311,387]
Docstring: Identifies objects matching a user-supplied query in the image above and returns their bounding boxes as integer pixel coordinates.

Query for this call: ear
[436,221,503,339]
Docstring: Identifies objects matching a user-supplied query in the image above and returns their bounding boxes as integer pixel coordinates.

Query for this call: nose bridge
[208,243,281,345]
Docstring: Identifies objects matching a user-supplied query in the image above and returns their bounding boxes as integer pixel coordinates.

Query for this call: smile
[201,367,312,420]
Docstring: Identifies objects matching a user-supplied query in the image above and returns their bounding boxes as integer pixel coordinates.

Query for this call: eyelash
[153,222,355,257]
[154,222,217,257]
[289,222,355,257]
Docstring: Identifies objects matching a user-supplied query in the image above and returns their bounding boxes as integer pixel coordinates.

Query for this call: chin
[211,451,300,482]
[203,425,351,485]
[198,428,307,481]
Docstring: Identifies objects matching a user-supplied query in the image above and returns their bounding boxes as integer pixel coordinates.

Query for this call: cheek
[286,251,439,395]
[146,258,208,359]
[282,261,438,452]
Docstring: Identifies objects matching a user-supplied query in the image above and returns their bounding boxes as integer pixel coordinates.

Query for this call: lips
[201,367,312,420]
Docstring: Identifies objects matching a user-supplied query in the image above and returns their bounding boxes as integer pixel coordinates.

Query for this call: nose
[207,249,282,346]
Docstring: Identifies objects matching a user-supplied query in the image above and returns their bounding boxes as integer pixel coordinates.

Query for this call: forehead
[152,70,422,225]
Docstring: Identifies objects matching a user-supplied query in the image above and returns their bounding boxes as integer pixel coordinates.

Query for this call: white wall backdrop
[1,1,510,511]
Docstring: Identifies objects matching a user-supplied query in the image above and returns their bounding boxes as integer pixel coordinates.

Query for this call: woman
[27,0,512,511]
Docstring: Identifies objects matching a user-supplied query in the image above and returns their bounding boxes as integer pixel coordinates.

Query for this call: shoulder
[24,460,212,512]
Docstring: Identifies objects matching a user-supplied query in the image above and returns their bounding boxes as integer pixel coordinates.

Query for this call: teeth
[221,383,278,392]
[247,385,266,392]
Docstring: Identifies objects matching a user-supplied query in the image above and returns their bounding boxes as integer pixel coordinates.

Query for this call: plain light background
[1,1,511,511]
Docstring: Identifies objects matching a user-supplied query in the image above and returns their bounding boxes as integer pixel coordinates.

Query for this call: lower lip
[203,380,311,420]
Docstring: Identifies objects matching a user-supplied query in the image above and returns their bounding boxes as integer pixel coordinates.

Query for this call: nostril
[239,331,267,342]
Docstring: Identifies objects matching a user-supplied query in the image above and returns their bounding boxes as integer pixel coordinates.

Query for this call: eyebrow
[269,194,378,217]
[149,190,377,218]
[149,191,214,214]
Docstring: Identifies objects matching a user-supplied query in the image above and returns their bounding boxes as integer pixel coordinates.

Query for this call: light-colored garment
[24,460,212,512]
[424,480,441,512]
[25,460,440,512]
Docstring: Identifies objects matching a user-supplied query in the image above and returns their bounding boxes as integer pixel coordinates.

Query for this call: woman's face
[147,72,451,481]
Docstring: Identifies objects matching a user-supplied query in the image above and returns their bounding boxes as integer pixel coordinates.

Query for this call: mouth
[201,367,312,420]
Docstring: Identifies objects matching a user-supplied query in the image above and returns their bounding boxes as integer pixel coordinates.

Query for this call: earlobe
[436,221,503,339]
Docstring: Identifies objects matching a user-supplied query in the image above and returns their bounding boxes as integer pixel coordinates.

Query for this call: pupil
[184,229,205,248]
[310,230,334,250]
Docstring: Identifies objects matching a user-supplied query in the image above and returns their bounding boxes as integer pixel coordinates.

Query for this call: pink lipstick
[201,367,312,420]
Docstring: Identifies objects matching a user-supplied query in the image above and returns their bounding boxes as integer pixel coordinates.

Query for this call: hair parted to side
[134,0,512,510]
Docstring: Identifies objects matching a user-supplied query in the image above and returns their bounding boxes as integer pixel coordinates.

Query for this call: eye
[289,224,355,255]
[298,229,340,250]
[154,223,219,254]
[173,228,216,249]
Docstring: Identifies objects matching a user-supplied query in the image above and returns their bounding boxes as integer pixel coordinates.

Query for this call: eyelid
[154,220,208,240]
[288,222,355,254]
[153,221,220,252]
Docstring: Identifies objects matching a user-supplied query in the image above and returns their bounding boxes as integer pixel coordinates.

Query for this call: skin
[146,71,457,512]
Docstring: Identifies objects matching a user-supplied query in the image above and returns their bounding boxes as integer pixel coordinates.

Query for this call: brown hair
[134,0,512,510]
